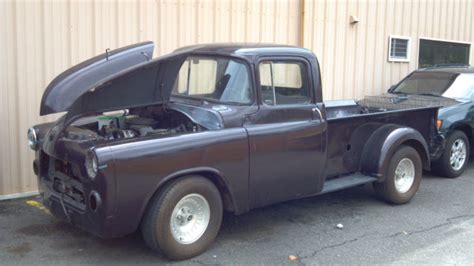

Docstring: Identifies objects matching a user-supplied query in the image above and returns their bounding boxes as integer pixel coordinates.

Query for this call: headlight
[27,127,38,150]
[85,151,98,179]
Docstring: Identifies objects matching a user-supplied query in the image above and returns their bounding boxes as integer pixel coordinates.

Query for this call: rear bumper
[429,133,445,162]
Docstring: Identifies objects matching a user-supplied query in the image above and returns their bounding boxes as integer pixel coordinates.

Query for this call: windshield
[392,72,474,99]
[172,56,252,104]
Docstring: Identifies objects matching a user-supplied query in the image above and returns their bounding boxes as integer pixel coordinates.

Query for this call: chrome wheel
[450,139,467,171]
[394,158,415,193]
[170,193,210,245]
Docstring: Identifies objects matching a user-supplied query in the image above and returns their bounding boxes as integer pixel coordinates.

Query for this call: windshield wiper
[417,93,441,97]
[391,91,406,95]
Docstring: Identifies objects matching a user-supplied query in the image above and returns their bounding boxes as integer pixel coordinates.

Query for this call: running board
[319,173,378,195]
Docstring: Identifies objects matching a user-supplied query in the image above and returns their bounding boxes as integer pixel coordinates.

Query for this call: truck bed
[325,95,444,119]
[324,96,439,178]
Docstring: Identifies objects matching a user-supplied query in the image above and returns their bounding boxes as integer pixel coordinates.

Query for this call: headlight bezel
[27,127,38,150]
[85,150,99,179]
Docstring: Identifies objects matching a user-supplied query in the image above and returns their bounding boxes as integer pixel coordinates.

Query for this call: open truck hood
[41,42,154,115]
[40,41,187,122]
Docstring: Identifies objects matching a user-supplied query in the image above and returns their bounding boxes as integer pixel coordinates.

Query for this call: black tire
[141,176,223,260]
[432,130,470,178]
[373,145,422,204]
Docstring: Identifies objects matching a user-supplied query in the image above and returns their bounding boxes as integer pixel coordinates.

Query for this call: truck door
[245,58,327,208]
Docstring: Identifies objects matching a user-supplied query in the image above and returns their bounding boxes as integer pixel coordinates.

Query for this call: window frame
[255,56,314,106]
[418,37,471,68]
[171,54,255,106]
[388,35,411,62]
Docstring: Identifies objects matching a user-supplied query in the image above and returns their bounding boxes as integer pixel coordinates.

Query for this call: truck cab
[29,42,439,260]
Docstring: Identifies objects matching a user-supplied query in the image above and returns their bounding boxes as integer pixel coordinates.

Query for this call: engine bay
[67,105,205,141]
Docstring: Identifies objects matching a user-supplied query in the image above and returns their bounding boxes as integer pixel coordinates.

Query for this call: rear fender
[360,124,430,181]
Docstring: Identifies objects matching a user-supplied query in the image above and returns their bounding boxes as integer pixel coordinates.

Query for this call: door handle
[312,107,323,121]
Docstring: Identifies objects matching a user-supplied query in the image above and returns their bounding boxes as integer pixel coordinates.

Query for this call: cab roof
[41,41,319,122]
[172,43,315,59]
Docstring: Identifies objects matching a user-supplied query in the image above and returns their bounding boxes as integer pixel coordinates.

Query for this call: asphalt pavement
[1,163,473,265]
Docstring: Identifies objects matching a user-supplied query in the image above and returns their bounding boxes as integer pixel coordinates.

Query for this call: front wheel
[433,130,469,178]
[373,145,422,204]
[141,176,223,260]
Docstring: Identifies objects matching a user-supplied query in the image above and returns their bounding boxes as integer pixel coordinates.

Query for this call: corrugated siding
[303,0,474,101]
[0,0,473,196]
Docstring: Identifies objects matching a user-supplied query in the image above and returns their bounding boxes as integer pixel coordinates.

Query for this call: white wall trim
[419,37,472,45]
[0,191,39,201]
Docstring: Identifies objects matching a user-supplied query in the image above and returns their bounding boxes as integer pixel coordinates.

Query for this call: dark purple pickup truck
[28,42,441,260]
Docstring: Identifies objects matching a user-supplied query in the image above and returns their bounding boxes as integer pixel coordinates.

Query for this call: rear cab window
[258,60,310,105]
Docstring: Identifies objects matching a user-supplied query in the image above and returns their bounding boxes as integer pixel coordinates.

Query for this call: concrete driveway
[1,164,473,265]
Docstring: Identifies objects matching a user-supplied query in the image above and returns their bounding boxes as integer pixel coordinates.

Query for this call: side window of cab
[258,60,310,105]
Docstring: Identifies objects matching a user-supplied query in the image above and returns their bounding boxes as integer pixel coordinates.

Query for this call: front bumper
[429,133,445,162]
[35,147,117,239]
[38,173,115,238]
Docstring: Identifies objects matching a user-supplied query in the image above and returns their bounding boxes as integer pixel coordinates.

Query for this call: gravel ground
[1,163,473,265]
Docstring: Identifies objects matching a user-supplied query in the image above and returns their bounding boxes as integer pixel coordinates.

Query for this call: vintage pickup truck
[29,42,441,260]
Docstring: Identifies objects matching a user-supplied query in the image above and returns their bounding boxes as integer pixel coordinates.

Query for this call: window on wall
[388,36,411,62]
[259,60,310,105]
[419,39,471,68]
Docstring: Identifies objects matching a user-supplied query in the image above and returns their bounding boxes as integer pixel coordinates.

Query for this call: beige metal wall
[0,0,473,197]
[0,0,302,197]
[303,0,474,100]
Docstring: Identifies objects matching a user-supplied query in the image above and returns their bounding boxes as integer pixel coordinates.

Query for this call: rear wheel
[141,176,223,260]
[373,145,422,204]
[433,130,469,178]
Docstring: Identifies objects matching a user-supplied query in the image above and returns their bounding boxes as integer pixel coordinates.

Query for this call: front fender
[104,128,249,237]
[142,166,238,215]
[360,124,430,180]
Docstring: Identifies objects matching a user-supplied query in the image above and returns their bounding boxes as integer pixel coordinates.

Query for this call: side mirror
[387,85,395,93]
